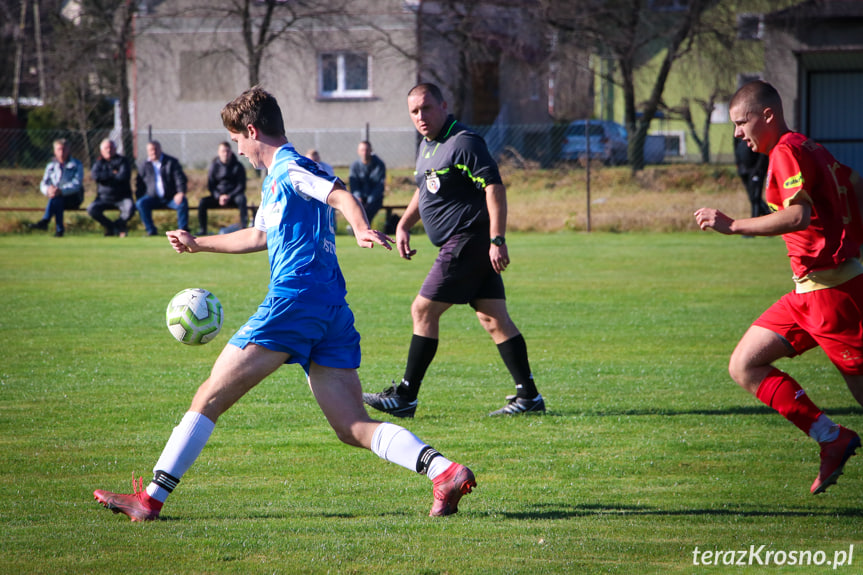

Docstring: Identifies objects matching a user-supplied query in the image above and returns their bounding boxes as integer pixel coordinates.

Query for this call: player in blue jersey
[93,86,475,521]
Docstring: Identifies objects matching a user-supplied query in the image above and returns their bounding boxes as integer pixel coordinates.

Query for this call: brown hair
[730,80,784,118]
[408,82,445,103]
[221,86,285,138]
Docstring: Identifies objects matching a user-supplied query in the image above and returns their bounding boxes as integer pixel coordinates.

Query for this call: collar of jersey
[426,117,458,143]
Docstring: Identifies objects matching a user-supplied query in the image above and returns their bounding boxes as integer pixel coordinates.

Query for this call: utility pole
[12,0,27,116]
[33,0,46,102]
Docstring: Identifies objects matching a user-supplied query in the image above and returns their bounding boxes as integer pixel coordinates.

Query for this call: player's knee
[410,299,435,324]
[476,311,513,336]
[727,353,748,387]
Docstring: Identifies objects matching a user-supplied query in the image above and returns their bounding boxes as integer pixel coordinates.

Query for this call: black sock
[399,334,438,400]
[415,446,442,475]
[152,470,180,493]
[497,334,538,398]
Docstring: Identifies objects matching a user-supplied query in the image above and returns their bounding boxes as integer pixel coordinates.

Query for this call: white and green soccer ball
[166,288,224,345]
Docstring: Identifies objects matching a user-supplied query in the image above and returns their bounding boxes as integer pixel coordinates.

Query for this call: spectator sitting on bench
[28,138,84,237]
[88,138,135,237]
[136,140,189,236]
[198,141,248,235]
[307,148,335,177]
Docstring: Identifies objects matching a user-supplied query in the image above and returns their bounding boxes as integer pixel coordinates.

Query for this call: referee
[363,82,546,417]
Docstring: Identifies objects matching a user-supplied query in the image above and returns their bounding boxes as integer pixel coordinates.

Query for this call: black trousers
[197,194,248,233]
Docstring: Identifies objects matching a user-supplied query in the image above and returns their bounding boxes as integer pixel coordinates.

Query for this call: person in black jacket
[735,137,770,221]
[349,141,386,227]
[198,141,248,235]
[135,140,189,236]
[88,139,135,237]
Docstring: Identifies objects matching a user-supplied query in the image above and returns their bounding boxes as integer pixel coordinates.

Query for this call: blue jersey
[255,143,344,305]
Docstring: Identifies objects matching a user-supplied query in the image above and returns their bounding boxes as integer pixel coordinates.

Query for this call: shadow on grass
[558,406,863,417]
[497,502,863,520]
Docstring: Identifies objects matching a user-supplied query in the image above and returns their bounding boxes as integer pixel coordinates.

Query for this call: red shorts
[753,273,863,375]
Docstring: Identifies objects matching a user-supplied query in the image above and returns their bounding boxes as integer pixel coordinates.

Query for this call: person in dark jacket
[735,137,770,220]
[88,139,135,237]
[349,140,386,227]
[198,141,248,235]
[135,140,189,236]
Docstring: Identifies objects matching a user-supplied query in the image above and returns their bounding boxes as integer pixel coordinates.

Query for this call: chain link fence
[0,124,676,172]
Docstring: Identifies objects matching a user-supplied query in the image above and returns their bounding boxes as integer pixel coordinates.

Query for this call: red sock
[755,367,822,435]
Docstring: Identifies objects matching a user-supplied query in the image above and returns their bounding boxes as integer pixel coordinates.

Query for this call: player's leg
[474,298,544,415]
[843,374,863,408]
[93,343,289,520]
[473,298,519,344]
[363,295,451,417]
[189,342,288,420]
[731,323,858,494]
[308,362,475,516]
[730,324,831,438]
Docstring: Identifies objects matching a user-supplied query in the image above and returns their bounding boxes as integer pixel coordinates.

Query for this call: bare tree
[48,0,138,156]
[660,0,799,164]
[544,0,715,171]
[179,0,349,89]
[360,0,547,121]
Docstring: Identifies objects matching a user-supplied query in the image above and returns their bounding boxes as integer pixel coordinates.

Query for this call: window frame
[737,13,764,41]
[318,51,373,100]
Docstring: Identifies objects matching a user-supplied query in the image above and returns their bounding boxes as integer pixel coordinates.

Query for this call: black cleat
[489,394,546,416]
[363,383,418,418]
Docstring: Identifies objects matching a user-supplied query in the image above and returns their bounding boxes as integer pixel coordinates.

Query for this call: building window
[319,52,371,99]
[710,102,729,124]
[737,14,763,40]
[653,130,686,157]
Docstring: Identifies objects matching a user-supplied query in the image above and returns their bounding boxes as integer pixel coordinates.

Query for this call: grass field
[2,231,862,574]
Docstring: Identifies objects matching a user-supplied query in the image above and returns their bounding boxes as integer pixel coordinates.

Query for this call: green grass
[2,232,862,574]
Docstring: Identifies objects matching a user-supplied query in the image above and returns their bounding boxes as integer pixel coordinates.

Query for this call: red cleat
[811,426,860,495]
[94,477,163,521]
[429,463,476,517]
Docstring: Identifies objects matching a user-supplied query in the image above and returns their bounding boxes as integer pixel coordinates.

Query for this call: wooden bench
[381,204,408,221]
[4,204,407,231]
[380,204,408,234]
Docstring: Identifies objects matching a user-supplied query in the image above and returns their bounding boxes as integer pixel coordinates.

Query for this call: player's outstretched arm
[167,227,267,254]
[327,187,393,250]
[695,203,810,236]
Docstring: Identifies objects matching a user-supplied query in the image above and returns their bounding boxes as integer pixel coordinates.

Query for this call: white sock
[146,411,215,502]
[809,413,840,444]
[426,457,453,481]
[370,422,451,478]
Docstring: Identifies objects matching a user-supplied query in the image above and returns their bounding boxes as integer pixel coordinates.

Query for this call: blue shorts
[229,296,361,374]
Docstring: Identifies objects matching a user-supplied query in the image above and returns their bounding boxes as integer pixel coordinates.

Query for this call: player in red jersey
[695,80,863,494]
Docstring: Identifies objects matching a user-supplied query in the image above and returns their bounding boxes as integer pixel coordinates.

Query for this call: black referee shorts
[419,232,506,306]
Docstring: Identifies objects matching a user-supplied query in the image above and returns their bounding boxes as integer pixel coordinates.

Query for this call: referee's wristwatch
[490,235,506,247]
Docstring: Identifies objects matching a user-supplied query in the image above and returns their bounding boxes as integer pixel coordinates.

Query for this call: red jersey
[764,132,863,279]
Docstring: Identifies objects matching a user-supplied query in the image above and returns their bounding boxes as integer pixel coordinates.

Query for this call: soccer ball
[166,288,224,345]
